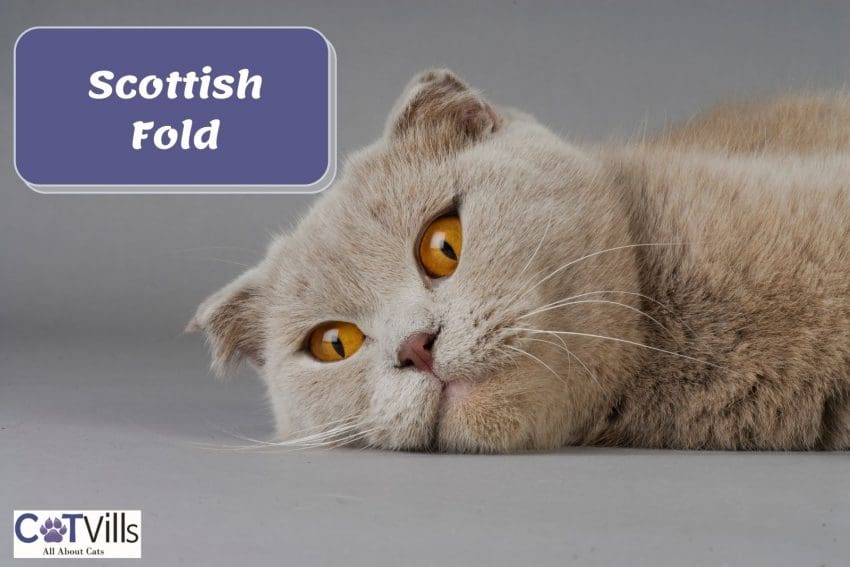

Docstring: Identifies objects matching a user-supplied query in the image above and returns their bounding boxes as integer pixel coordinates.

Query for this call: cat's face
[192,70,644,452]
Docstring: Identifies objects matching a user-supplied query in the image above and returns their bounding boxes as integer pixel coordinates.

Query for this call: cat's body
[192,71,850,451]
[588,98,850,449]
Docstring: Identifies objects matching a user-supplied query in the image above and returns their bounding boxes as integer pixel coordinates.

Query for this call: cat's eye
[418,214,462,278]
[308,321,365,362]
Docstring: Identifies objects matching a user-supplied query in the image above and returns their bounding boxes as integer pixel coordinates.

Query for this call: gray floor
[2,335,848,566]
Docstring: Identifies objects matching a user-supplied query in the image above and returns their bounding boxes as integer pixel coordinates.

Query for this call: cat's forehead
[263,133,534,322]
[345,146,461,217]
[319,150,458,238]
[266,150,465,313]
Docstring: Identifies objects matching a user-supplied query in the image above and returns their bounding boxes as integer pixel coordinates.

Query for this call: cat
[190,69,850,452]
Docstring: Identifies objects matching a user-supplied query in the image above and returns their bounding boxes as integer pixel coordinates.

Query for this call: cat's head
[191,69,644,452]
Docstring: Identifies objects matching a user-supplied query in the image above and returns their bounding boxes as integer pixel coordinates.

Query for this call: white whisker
[510,327,723,368]
[526,289,699,336]
[517,242,687,300]
[518,217,552,277]
[504,344,564,383]
[269,426,379,451]
[286,427,380,450]
[283,415,365,439]
[520,298,677,342]
[205,417,373,451]
[520,336,602,388]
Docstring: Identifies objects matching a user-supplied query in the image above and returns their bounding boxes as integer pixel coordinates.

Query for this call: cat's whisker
[287,427,381,450]
[515,242,688,302]
[517,217,552,277]
[526,290,680,319]
[326,427,384,449]
[213,431,349,451]
[504,344,565,384]
[529,335,602,389]
[497,347,522,371]
[519,336,573,380]
[500,243,687,327]
[524,289,713,355]
[519,298,678,343]
[559,344,600,389]
[500,345,520,362]
[212,417,372,451]
[338,427,383,448]
[282,415,365,439]
[268,416,364,443]
[270,425,380,451]
[519,336,606,389]
[509,326,724,369]
[280,423,370,447]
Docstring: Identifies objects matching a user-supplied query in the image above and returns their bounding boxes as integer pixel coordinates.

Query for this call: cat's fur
[191,70,850,452]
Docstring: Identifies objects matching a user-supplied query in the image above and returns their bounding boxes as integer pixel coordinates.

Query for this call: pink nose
[397,331,437,373]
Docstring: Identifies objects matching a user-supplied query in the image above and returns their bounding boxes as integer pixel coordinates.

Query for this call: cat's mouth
[420,378,476,452]
[434,377,475,424]
[426,364,474,407]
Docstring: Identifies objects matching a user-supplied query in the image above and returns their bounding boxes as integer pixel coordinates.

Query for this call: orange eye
[308,321,365,362]
[418,215,462,278]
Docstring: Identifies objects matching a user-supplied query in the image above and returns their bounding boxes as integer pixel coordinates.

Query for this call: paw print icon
[40,518,67,543]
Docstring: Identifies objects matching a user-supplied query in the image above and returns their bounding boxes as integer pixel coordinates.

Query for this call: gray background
[2,1,849,565]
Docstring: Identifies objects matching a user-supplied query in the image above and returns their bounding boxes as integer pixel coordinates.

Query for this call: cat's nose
[397,331,437,374]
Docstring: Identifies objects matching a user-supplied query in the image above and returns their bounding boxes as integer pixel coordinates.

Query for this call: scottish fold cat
[191,70,850,452]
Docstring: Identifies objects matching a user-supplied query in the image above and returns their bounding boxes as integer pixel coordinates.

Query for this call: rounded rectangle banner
[14,27,336,193]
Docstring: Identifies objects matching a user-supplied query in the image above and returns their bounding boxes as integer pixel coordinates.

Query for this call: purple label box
[14,27,336,193]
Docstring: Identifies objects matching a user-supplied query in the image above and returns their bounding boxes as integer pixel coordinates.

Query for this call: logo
[39,518,67,543]
[13,510,141,559]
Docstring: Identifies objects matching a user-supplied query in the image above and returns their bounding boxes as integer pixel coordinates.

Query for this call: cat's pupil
[331,336,346,358]
[440,240,457,261]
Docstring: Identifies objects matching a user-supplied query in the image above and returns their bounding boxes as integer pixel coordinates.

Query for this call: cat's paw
[39,517,67,543]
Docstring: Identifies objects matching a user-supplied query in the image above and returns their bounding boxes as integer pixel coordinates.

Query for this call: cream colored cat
[190,70,850,452]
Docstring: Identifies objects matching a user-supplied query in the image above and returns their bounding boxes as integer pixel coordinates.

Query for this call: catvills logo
[13,510,141,559]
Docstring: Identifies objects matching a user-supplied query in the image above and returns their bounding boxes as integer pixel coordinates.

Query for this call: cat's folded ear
[186,267,266,375]
[385,68,502,155]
